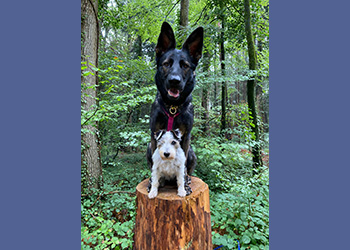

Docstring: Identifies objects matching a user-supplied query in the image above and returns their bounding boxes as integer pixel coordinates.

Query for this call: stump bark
[133,177,212,250]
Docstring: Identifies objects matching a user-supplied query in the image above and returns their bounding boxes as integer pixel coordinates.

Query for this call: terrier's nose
[164,152,170,158]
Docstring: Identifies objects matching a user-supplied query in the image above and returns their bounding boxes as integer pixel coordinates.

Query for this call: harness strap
[162,107,180,131]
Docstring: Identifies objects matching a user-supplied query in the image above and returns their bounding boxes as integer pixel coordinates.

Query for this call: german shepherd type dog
[147,22,203,189]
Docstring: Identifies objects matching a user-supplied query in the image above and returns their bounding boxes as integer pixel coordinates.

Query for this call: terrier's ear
[154,130,166,141]
[155,22,176,59]
[182,26,203,66]
[171,129,182,141]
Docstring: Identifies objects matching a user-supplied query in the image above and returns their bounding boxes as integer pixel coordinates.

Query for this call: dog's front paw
[184,185,192,196]
[186,175,191,184]
[147,178,152,192]
[148,189,158,199]
[177,188,186,197]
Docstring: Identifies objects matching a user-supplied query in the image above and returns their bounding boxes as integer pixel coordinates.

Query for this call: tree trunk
[81,0,102,191]
[243,0,263,169]
[133,177,212,250]
[213,50,218,108]
[201,51,210,134]
[220,17,227,135]
[178,0,190,46]
[180,0,189,28]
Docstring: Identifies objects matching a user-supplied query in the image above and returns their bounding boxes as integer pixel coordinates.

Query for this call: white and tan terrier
[148,129,187,199]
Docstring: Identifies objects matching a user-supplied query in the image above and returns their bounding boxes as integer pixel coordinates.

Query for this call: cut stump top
[136,176,208,201]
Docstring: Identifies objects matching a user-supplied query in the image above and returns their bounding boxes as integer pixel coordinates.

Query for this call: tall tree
[81,0,103,191]
[178,0,190,46]
[201,51,210,134]
[219,9,227,135]
[243,0,263,168]
[179,0,189,27]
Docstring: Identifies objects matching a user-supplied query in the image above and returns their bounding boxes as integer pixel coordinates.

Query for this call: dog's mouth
[160,155,175,161]
[167,88,180,98]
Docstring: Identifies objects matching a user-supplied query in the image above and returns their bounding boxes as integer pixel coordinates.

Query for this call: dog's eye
[163,62,170,67]
[171,140,177,145]
[180,61,190,69]
[182,64,189,69]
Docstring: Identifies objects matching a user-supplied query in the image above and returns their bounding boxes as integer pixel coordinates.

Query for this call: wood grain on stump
[133,177,212,250]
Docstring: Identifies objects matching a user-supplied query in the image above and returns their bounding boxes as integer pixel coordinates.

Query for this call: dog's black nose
[164,152,170,158]
[169,75,181,85]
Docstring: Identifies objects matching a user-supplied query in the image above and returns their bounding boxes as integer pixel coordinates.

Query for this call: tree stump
[133,177,212,250]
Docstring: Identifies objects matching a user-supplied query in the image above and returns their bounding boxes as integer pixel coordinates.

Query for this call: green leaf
[82,71,94,76]
[242,235,251,244]
[121,239,129,249]
[235,218,242,225]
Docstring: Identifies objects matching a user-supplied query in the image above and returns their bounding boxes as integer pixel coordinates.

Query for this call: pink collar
[162,106,180,131]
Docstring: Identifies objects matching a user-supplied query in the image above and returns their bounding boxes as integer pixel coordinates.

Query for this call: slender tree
[179,0,189,27]
[81,0,103,191]
[201,51,210,134]
[243,0,263,168]
[178,0,190,46]
[219,10,227,135]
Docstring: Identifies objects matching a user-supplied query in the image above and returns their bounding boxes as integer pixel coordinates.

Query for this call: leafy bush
[81,152,150,250]
[211,170,269,250]
[96,55,156,163]
[81,191,136,250]
[192,133,269,249]
[193,136,253,192]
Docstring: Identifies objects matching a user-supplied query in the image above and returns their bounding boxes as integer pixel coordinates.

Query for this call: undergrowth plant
[81,153,149,250]
[193,135,269,250]
[211,171,269,250]
[193,136,253,192]
[81,192,135,250]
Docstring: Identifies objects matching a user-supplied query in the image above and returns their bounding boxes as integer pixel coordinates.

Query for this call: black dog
[147,22,203,191]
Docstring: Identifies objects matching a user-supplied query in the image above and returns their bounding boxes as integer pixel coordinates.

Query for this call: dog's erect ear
[170,129,182,141]
[154,130,166,141]
[182,27,203,65]
[155,22,176,59]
